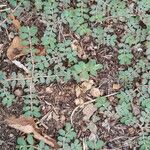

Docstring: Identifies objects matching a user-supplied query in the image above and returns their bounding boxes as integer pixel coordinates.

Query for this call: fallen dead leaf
[80,80,94,93]
[112,84,121,90]
[71,40,87,59]
[90,87,101,97]
[83,103,97,121]
[7,36,28,60]
[8,13,21,30]
[5,116,58,149]
[75,85,81,97]
[75,80,94,97]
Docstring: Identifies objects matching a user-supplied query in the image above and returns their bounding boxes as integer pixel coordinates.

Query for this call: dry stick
[0,5,7,8]
[28,26,34,115]
[70,92,118,126]
[109,135,138,142]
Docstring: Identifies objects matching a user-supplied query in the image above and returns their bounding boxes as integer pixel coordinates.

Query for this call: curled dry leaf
[8,13,21,30]
[7,36,28,60]
[90,87,101,97]
[5,116,58,149]
[71,40,87,59]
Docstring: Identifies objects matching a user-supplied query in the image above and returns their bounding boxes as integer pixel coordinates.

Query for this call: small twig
[36,111,52,130]
[12,60,29,74]
[70,92,118,126]
[0,5,7,8]
[109,135,138,142]
[28,26,35,115]
[82,138,86,150]
[0,8,10,12]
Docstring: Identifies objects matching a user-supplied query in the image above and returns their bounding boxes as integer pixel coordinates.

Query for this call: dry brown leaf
[90,87,101,97]
[7,36,28,60]
[80,80,94,93]
[5,116,36,134]
[71,40,87,59]
[8,13,21,30]
[75,85,81,97]
[5,116,58,149]
[112,84,121,90]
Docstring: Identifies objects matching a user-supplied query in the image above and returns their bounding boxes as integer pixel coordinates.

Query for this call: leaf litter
[5,115,59,148]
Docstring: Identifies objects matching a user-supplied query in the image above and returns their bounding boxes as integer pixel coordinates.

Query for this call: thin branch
[28,26,34,115]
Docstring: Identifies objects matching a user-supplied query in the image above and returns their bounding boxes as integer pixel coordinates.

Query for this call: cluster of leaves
[0,5,11,31]
[23,93,41,118]
[0,0,150,149]
[71,60,102,82]
[95,96,110,111]
[57,123,105,150]
[0,71,16,107]
[57,123,82,150]
[86,139,105,150]
[116,90,137,125]
[138,135,150,150]
[17,134,50,150]
[61,0,91,36]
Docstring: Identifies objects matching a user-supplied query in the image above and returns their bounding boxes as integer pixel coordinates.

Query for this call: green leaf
[27,134,34,145]
[38,140,45,149]
[30,26,38,36]
[58,129,66,136]
[80,71,89,80]
[17,137,26,145]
